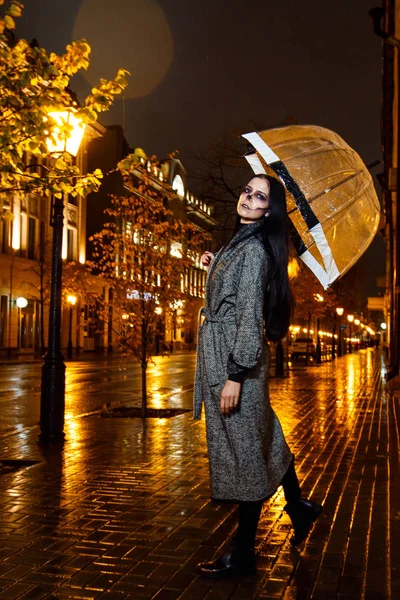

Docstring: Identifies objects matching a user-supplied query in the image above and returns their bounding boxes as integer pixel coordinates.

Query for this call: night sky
[16,0,385,298]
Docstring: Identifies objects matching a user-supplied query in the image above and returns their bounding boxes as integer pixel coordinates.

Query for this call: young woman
[193,174,323,579]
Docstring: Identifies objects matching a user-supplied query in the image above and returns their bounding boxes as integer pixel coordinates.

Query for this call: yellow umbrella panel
[242,126,380,290]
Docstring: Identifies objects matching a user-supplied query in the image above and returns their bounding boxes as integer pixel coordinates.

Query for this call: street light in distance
[347,314,354,353]
[16,297,28,309]
[67,295,77,360]
[336,307,344,357]
[16,297,28,353]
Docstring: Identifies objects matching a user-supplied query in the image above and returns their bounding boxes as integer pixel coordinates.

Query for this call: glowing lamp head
[46,110,86,157]
[16,297,28,308]
[381,322,387,330]
[336,307,344,316]
[155,306,163,315]
[67,295,77,306]
[347,314,354,323]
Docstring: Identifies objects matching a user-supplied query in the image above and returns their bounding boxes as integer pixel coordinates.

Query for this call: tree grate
[0,459,40,477]
[100,407,191,419]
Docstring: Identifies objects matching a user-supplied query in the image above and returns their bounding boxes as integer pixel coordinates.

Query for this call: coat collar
[223,220,264,253]
[205,219,266,309]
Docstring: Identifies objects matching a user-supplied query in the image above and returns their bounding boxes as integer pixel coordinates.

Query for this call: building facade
[0,119,218,358]
[85,125,218,353]
[374,1,400,377]
[0,122,105,357]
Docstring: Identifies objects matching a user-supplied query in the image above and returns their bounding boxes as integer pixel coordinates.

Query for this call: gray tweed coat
[193,221,293,502]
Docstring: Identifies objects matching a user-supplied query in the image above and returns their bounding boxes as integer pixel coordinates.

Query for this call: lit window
[170,242,183,258]
[20,212,28,254]
[27,217,37,260]
[67,228,77,262]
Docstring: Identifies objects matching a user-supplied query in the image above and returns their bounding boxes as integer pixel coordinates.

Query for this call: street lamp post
[16,297,28,351]
[314,294,324,364]
[67,295,77,359]
[316,318,322,364]
[39,110,85,444]
[336,307,344,357]
[354,318,360,351]
[347,314,354,354]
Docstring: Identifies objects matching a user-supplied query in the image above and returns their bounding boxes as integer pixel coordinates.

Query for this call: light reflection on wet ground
[0,354,197,436]
[0,348,395,599]
[0,348,384,444]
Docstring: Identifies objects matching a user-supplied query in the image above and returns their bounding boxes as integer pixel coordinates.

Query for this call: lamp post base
[40,356,66,443]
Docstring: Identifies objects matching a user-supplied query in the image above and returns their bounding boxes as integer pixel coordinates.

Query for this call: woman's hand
[201,251,214,272]
[220,380,241,415]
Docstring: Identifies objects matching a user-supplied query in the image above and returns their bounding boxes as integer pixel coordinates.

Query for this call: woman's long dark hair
[230,174,294,342]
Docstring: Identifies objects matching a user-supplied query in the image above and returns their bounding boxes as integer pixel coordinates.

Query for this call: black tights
[235,457,302,551]
[234,501,264,551]
[281,457,302,505]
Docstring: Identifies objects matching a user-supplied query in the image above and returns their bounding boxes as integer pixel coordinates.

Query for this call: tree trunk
[141,363,147,418]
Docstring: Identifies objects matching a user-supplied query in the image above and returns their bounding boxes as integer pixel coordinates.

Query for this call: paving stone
[0,582,36,599]
[95,593,127,600]
[18,583,58,599]
[54,585,100,598]
[151,590,181,600]
[282,587,312,600]
[260,578,288,597]
[95,593,128,600]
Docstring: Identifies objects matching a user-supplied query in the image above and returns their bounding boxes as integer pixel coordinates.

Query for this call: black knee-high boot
[196,500,263,579]
[281,457,323,546]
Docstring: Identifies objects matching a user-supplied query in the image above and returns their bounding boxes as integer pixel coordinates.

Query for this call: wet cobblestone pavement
[0,348,397,599]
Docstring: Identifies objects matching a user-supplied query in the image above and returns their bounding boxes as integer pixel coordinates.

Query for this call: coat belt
[199,307,236,325]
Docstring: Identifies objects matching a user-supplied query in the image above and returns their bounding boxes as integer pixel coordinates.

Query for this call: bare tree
[90,155,209,417]
[190,117,299,244]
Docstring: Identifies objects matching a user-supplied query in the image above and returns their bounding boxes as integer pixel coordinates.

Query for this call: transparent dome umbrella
[242,125,381,289]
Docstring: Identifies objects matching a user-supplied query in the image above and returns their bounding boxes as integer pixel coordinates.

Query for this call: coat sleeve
[227,243,268,375]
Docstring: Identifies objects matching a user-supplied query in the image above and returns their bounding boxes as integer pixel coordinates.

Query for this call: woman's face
[237,177,270,223]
